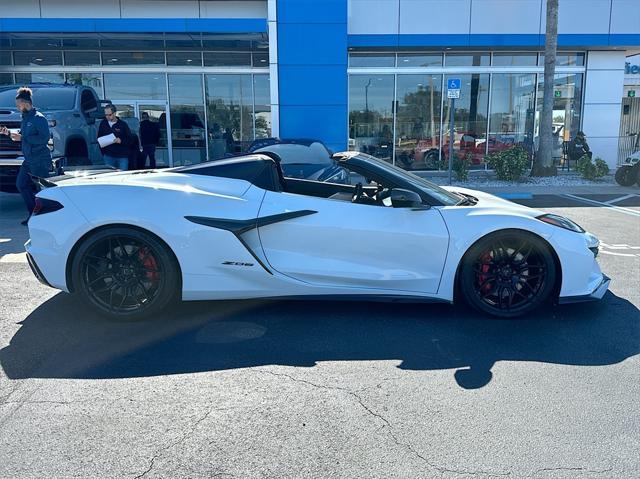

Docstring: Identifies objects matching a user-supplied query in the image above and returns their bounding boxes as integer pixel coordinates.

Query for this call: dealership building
[1,0,639,169]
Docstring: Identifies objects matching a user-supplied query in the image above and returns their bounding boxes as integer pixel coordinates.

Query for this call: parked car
[26,151,608,321]
[413,132,513,169]
[0,83,106,167]
[249,138,350,184]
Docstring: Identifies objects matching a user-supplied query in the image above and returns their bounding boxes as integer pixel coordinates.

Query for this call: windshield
[0,87,76,110]
[354,153,462,206]
[256,142,332,165]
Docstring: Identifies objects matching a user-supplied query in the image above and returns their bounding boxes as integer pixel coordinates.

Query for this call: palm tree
[533,0,559,176]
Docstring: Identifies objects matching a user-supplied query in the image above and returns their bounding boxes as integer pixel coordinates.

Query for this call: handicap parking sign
[447,78,461,90]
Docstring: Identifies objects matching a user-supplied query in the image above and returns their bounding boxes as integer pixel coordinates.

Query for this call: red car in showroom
[412,132,513,169]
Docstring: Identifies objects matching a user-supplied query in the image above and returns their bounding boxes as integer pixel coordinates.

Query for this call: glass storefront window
[203,52,251,67]
[349,53,395,68]
[167,51,203,67]
[102,52,165,66]
[0,73,13,86]
[13,51,62,66]
[492,53,538,66]
[168,74,207,166]
[535,73,583,162]
[100,36,164,50]
[253,74,272,139]
[62,37,100,49]
[539,52,585,67]
[395,74,443,170]
[65,73,103,95]
[442,74,490,169]
[1,51,12,66]
[64,51,101,66]
[104,73,167,101]
[252,52,269,67]
[445,53,489,66]
[11,38,61,49]
[397,54,442,68]
[488,73,537,159]
[349,75,395,162]
[205,74,253,159]
[15,72,64,84]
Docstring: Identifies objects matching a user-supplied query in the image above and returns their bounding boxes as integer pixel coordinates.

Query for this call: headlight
[537,213,585,233]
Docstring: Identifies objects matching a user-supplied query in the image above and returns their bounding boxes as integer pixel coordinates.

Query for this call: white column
[267,0,279,138]
[581,51,626,168]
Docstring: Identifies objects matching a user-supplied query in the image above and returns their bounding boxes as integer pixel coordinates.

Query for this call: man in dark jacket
[0,87,52,225]
[98,104,132,170]
[568,131,592,164]
[139,112,161,168]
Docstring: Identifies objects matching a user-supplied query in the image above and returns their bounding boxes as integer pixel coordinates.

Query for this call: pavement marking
[0,252,27,263]
[599,242,640,258]
[605,194,638,205]
[561,194,640,217]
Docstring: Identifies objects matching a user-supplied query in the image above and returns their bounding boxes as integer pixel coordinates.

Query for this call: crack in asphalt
[132,406,217,479]
[254,369,510,478]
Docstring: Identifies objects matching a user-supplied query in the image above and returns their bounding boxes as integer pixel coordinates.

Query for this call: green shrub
[576,155,609,180]
[484,146,530,181]
[453,152,472,182]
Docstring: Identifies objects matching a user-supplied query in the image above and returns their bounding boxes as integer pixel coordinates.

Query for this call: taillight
[32,198,63,216]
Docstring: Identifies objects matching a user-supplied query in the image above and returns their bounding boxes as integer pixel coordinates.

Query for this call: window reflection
[442,74,490,169]
[205,74,253,159]
[168,74,206,166]
[104,73,167,100]
[253,75,272,139]
[445,53,489,67]
[535,73,583,164]
[349,75,395,162]
[395,75,443,170]
[488,73,536,159]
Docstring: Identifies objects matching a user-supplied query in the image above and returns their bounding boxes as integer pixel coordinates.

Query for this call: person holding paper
[0,87,52,225]
[97,104,132,170]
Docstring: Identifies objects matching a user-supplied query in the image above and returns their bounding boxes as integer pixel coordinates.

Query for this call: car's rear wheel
[71,227,179,320]
[459,231,557,318]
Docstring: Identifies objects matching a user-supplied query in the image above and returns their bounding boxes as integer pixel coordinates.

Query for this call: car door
[257,190,449,294]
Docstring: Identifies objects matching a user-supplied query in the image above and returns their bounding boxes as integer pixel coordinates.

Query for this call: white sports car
[25,152,609,320]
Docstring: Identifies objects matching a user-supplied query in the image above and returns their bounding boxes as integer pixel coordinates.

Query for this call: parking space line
[605,194,638,205]
[561,194,640,217]
[0,252,27,263]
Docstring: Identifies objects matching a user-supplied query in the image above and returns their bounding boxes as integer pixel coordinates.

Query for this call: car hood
[441,185,543,218]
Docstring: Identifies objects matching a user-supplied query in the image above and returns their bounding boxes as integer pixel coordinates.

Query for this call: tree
[533,0,559,176]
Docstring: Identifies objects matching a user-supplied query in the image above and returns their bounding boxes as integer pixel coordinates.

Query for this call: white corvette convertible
[25,152,609,320]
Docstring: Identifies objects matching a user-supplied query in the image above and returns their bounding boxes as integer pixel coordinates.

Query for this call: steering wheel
[352,182,364,203]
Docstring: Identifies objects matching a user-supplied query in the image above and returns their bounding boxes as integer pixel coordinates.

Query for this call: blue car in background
[247,138,351,184]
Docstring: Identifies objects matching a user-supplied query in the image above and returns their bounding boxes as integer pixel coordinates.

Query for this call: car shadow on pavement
[1,291,638,389]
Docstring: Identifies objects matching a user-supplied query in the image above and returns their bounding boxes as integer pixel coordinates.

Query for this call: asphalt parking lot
[1,190,639,479]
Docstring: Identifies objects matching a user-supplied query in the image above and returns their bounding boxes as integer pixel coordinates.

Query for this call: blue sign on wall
[447,78,461,90]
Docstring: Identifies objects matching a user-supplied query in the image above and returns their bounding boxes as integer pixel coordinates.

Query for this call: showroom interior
[0,0,638,169]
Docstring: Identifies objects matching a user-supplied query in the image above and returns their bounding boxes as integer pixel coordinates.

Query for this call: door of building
[112,100,173,167]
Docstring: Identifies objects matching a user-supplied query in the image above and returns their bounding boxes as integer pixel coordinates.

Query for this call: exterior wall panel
[470,0,541,34]
[610,0,640,34]
[400,0,471,35]
[348,0,398,35]
[41,0,121,18]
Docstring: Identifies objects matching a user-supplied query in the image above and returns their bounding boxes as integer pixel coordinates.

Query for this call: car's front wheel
[71,227,180,320]
[459,231,557,318]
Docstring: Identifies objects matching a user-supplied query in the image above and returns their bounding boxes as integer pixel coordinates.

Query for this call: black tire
[459,230,557,318]
[71,227,180,320]
[423,150,439,170]
[615,166,637,187]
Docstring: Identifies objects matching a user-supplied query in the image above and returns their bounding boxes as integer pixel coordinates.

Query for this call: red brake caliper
[138,247,160,282]
[477,252,493,293]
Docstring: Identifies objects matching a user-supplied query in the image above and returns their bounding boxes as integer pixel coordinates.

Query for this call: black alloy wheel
[72,227,179,320]
[460,231,556,318]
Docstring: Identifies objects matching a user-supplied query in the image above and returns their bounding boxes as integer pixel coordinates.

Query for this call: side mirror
[391,188,427,209]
